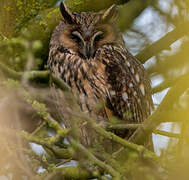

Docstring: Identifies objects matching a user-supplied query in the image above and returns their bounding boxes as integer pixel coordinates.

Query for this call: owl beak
[85,43,94,59]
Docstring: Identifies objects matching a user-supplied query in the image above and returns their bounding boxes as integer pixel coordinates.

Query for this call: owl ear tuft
[101,4,118,23]
[60,2,74,24]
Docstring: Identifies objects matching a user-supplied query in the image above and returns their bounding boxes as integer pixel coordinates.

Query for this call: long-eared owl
[48,2,153,145]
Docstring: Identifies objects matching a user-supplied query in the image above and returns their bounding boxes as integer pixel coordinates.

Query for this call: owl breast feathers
[48,2,153,135]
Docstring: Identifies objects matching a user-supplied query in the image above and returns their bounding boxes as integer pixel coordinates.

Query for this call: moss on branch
[56,166,94,179]
[40,166,94,180]
[0,60,157,162]
[90,121,158,161]
[0,61,70,92]
[107,123,140,131]
[0,61,22,80]
[71,139,121,179]
[21,130,73,159]
[65,0,127,12]
[12,0,152,61]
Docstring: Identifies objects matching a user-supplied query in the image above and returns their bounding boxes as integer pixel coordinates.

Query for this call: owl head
[57,2,123,59]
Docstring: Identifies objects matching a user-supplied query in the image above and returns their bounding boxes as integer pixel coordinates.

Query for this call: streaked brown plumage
[48,2,153,146]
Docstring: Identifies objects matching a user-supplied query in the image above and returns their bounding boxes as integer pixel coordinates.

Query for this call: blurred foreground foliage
[0,0,189,179]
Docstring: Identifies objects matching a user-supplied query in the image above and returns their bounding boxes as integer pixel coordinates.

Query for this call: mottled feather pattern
[48,3,153,145]
[49,42,152,121]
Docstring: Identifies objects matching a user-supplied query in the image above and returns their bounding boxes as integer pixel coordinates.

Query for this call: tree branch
[136,22,189,63]
[0,62,70,92]
[117,0,151,32]
[21,131,73,159]
[71,139,121,179]
[0,61,22,80]
[129,71,189,145]
[90,121,158,161]
[65,0,128,12]
[152,80,170,94]
[40,166,94,180]
[14,0,152,59]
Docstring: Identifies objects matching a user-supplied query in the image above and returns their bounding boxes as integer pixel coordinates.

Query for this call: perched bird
[48,2,153,146]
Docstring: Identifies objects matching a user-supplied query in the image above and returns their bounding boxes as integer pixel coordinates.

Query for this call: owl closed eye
[58,2,122,59]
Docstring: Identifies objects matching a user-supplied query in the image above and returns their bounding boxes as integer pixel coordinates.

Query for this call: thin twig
[153,129,180,138]
[107,123,140,131]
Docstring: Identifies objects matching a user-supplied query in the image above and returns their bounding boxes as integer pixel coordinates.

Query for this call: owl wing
[97,45,152,124]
